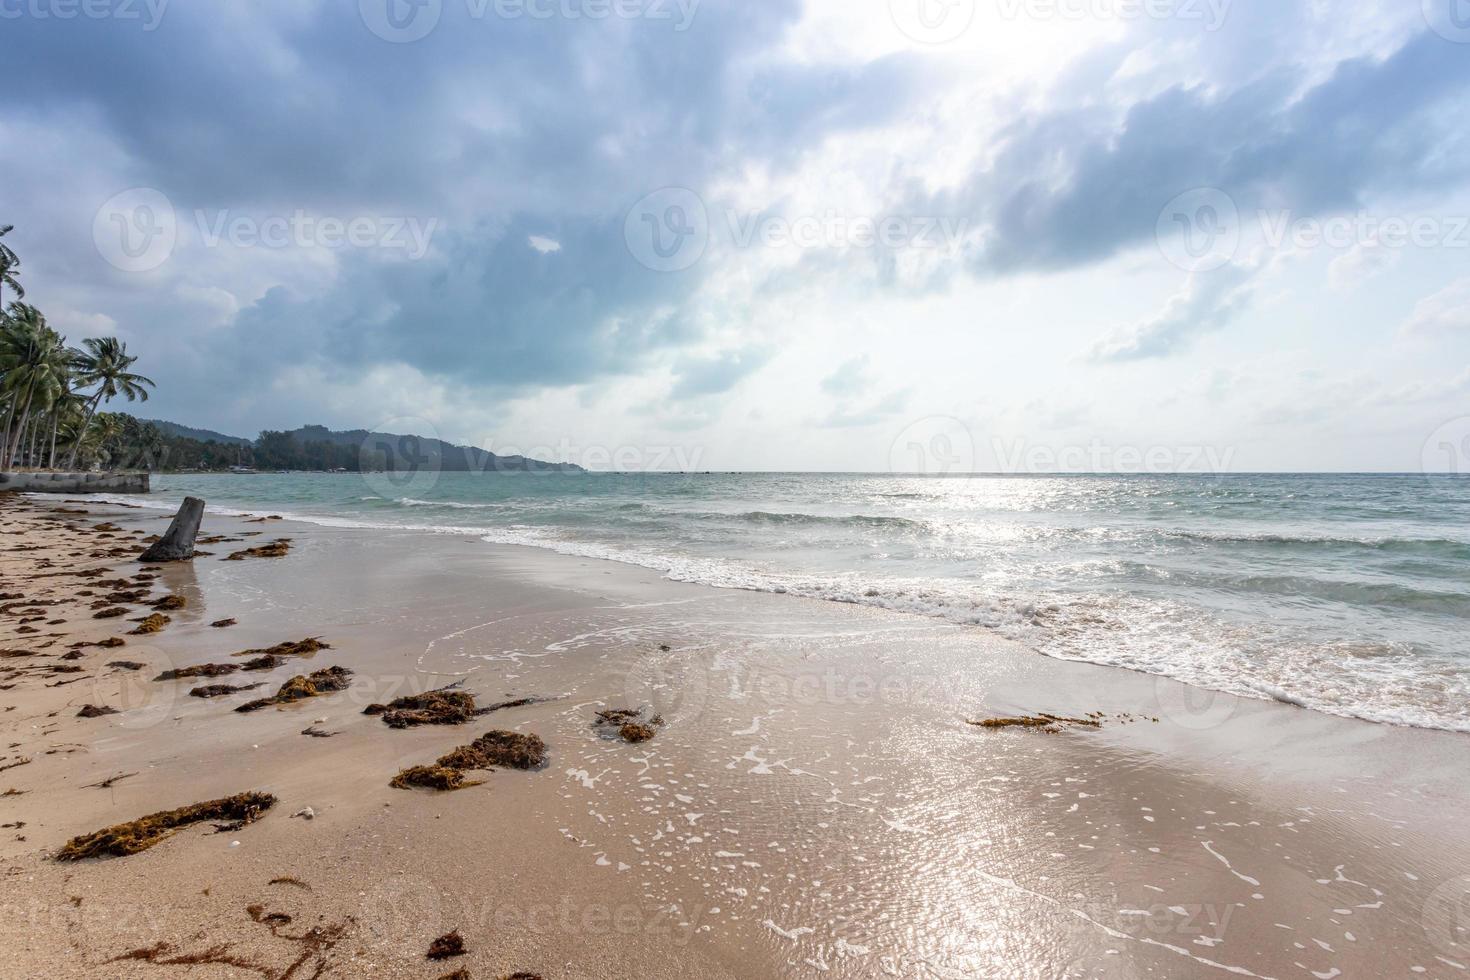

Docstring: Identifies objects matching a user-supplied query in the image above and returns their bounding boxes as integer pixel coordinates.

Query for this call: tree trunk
[5,384,35,470]
[47,410,60,469]
[64,392,104,472]
[139,496,206,562]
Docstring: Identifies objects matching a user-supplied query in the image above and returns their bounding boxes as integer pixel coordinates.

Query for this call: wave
[67,487,1470,736]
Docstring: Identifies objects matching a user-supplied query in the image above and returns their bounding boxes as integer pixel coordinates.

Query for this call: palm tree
[64,336,155,470]
[0,225,21,309]
[0,304,68,470]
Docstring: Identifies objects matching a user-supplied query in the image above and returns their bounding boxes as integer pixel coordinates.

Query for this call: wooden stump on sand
[139,496,205,562]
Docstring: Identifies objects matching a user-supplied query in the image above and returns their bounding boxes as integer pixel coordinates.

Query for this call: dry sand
[2,491,1469,979]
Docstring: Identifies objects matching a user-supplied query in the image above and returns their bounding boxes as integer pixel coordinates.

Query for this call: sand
[2,490,1469,979]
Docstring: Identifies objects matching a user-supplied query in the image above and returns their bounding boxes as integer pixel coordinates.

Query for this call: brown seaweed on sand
[223,538,292,561]
[391,730,548,792]
[211,618,238,628]
[77,704,119,718]
[151,594,187,611]
[236,666,353,713]
[427,931,466,960]
[231,637,330,659]
[107,660,145,671]
[92,607,128,620]
[157,662,242,681]
[593,708,666,744]
[365,689,477,728]
[129,613,171,635]
[56,792,276,860]
[967,713,1104,734]
[191,683,265,699]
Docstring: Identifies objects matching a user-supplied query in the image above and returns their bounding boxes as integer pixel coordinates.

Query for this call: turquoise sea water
[121,472,1470,733]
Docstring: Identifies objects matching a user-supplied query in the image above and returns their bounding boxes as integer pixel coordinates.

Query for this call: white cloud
[1400,277,1470,336]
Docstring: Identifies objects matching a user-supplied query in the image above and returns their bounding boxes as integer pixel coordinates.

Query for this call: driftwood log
[138,496,205,562]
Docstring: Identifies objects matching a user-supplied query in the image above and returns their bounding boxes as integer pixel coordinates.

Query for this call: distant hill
[142,420,582,473]
[146,420,252,446]
[259,425,583,473]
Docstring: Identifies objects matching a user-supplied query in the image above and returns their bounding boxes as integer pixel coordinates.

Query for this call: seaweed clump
[365,689,477,728]
[211,618,238,628]
[232,637,329,660]
[130,613,171,635]
[77,704,119,718]
[223,538,292,561]
[236,666,353,713]
[426,931,466,961]
[390,730,548,792]
[967,713,1104,734]
[151,594,187,611]
[190,683,265,699]
[56,792,276,860]
[593,708,666,744]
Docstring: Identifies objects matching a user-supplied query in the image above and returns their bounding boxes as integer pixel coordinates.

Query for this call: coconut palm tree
[0,305,68,469]
[65,336,154,470]
[0,225,21,309]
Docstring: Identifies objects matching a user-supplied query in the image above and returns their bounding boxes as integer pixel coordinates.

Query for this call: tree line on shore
[0,225,157,472]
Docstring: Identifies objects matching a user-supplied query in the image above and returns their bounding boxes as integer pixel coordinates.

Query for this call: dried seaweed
[77,705,119,718]
[223,538,292,561]
[191,683,265,699]
[236,666,353,713]
[57,792,276,860]
[365,689,477,728]
[427,931,467,960]
[232,637,329,659]
[130,613,171,635]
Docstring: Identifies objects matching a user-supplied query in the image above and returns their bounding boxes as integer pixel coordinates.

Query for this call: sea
[104,471,1470,734]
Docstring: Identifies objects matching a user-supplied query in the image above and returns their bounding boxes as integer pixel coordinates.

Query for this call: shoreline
[80,483,1470,738]
[3,493,1469,978]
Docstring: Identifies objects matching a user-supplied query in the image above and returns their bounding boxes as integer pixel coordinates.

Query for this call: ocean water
[120,472,1470,733]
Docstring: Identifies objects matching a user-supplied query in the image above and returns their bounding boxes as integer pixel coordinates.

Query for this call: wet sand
[3,492,1470,979]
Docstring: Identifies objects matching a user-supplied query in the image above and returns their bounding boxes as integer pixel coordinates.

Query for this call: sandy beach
[2,490,1469,979]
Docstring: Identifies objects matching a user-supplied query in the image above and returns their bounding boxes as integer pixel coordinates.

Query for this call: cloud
[1087,258,1268,362]
[669,347,774,400]
[933,31,1470,276]
[1400,277,1470,337]
[820,355,873,396]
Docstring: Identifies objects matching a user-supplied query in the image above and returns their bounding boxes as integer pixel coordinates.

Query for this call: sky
[4,0,1470,472]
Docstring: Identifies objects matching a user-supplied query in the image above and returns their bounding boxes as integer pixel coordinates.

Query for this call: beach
[3,491,1470,979]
